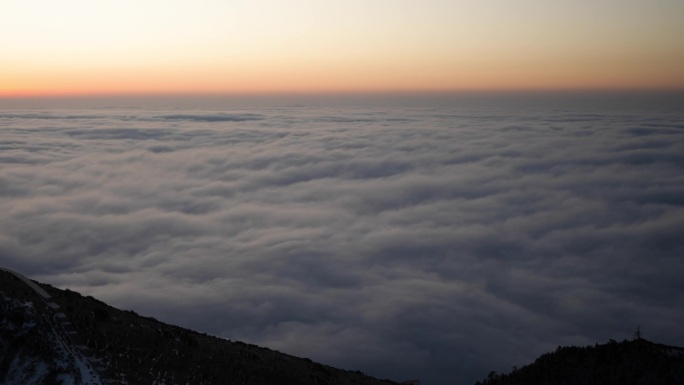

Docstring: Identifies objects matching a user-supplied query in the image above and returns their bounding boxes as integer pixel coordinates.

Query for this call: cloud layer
[1,104,683,385]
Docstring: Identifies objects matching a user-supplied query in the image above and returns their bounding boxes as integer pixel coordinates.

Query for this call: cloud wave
[1,104,683,385]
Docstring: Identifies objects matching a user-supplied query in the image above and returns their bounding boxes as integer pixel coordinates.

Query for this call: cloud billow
[1,105,683,385]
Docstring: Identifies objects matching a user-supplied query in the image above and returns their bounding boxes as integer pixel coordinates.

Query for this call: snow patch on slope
[0,293,102,385]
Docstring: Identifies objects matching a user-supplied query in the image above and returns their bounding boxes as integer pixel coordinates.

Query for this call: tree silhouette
[633,325,642,341]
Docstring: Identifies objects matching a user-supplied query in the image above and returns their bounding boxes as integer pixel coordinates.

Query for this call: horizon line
[3,87,684,100]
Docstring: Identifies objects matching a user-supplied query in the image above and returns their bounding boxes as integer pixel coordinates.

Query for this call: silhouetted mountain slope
[1,270,104,385]
[1,270,398,385]
[476,338,684,385]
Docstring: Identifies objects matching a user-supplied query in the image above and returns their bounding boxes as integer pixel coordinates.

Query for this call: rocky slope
[0,270,102,385]
[1,269,397,385]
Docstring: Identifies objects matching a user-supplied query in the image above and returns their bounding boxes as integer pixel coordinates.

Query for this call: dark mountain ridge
[1,269,398,385]
[476,337,684,385]
[5,267,683,385]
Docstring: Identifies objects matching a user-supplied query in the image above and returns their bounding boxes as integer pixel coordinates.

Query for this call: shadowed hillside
[1,270,398,385]
[476,338,684,385]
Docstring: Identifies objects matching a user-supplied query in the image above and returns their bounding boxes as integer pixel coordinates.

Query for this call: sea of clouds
[1,101,683,384]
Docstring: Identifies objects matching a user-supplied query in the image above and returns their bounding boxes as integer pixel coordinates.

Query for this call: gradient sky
[2,0,684,96]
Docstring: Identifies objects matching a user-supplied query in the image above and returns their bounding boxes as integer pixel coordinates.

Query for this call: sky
[2,0,684,96]
[1,100,684,384]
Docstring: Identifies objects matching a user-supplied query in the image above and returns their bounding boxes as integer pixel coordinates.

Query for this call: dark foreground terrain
[476,337,684,385]
[1,269,397,385]
[4,268,684,385]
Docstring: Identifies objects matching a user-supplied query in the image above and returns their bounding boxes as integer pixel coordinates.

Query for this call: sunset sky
[2,0,684,96]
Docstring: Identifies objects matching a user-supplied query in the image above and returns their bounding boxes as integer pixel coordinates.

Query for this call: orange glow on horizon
[4,47,684,98]
[2,1,684,98]
[3,67,684,98]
